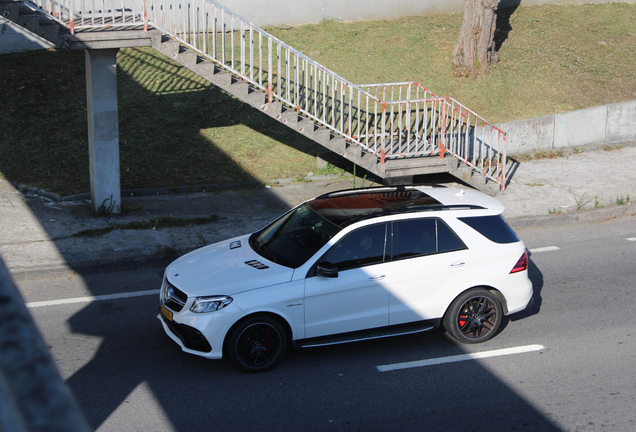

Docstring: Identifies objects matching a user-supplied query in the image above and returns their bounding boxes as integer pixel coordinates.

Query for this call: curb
[16,182,256,203]
[508,202,634,230]
[15,175,345,203]
[9,254,177,282]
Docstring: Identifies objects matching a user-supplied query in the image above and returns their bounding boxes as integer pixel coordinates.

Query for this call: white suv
[159,185,533,372]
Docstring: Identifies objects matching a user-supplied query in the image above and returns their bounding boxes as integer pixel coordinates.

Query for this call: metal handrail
[24,0,507,189]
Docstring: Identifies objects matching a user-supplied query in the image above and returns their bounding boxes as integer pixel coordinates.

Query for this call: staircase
[2,0,509,192]
[0,0,66,43]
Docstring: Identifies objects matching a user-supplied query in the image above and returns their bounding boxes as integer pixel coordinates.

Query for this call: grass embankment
[1,3,634,195]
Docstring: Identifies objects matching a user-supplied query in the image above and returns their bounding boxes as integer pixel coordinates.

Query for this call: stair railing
[24,0,507,189]
[22,0,147,31]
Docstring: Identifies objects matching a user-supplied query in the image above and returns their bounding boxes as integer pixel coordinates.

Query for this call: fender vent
[245,260,269,270]
[230,240,242,249]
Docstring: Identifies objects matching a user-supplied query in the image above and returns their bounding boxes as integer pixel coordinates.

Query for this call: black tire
[443,289,502,344]
[226,315,287,372]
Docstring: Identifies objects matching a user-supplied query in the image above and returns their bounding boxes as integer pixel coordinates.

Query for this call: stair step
[211,70,232,88]
[178,50,198,68]
[383,156,450,178]
[261,100,283,118]
[325,137,347,154]
[313,128,332,145]
[245,90,267,108]
[281,109,299,124]
[0,3,19,20]
[344,144,379,173]
[35,24,59,42]
[449,163,501,195]
[16,13,39,32]
[229,80,249,99]
[191,61,216,81]
[156,37,180,57]
[297,118,316,137]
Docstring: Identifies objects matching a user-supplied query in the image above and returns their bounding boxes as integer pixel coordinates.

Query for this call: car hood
[165,234,294,297]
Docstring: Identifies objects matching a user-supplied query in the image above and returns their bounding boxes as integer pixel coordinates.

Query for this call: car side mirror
[316,262,338,278]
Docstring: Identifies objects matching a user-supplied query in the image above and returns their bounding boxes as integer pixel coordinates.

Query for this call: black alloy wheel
[226,316,287,372]
[444,289,502,344]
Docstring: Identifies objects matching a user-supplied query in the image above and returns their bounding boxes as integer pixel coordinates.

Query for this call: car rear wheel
[226,316,287,372]
[444,289,502,344]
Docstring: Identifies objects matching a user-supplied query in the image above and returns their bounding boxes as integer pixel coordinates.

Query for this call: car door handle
[368,275,386,281]
[450,261,466,268]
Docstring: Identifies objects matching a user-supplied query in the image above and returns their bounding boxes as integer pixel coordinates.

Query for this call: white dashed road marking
[528,246,560,253]
[26,289,159,309]
[627,238,636,242]
[377,344,545,372]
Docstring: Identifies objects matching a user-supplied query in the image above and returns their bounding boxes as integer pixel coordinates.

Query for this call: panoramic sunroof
[307,189,441,226]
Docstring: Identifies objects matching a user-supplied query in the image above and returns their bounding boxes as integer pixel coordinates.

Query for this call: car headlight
[190,296,233,313]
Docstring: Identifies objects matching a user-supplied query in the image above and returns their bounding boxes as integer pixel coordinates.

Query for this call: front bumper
[159,311,212,353]
[158,296,246,360]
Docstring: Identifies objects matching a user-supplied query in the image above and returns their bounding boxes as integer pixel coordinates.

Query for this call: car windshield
[250,204,343,268]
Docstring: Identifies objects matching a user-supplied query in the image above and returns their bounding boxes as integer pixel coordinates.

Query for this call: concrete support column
[85,48,121,213]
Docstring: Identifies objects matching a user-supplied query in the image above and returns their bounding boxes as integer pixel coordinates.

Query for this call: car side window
[392,218,465,260]
[321,223,387,271]
[392,218,437,259]
[437,219,466,253]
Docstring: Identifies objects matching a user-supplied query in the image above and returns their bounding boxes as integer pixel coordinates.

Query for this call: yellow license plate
[161,304,173,322]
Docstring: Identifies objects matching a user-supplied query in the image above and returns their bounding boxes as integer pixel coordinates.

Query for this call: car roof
[307,185,504,227]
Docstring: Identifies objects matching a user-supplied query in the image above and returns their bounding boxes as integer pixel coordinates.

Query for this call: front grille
[161,314,212,353]
[162,280,187,312]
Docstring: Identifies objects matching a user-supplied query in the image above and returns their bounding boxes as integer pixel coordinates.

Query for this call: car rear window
[458,215,520,244]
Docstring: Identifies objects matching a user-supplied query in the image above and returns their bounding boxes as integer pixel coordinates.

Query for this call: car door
[389,218,472,325]
[304,223,391,338]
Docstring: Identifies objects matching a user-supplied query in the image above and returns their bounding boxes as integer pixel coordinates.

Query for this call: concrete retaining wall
[222,0,635,27]
[500,99,636,155]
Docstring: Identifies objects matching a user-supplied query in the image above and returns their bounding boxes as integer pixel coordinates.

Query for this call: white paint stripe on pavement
[529,246,560,253]
[377,344,545,372]
[627,238,636,242]
[26,289,160,309]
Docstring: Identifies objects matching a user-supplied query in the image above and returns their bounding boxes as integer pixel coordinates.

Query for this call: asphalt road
[18,215,636,432]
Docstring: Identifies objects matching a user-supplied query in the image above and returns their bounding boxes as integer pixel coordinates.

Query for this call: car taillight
[510,251,528,273]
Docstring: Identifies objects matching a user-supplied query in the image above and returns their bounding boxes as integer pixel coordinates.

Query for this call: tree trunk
[452,0,499,78]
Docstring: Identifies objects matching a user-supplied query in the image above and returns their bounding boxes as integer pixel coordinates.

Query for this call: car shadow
[510,253,543,321]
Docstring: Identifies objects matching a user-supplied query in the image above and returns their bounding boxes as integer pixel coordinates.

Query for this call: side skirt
[293,319,441,349]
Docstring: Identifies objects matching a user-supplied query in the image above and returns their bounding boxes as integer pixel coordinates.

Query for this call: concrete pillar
[85,48,121,214]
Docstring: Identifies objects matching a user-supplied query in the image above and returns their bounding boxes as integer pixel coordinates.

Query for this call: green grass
[1,3,634,195]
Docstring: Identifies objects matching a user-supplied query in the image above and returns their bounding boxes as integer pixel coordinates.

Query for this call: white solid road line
[528,246,560,253]
[627,238,636,242]
[26,289,160,309]
[376,344,545,372]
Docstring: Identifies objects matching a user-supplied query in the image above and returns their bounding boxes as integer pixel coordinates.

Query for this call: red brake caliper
[458,315,466,327]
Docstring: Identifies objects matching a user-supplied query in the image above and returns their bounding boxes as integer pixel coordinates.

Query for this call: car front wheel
[444,289,502,344]
[226,316,287,372]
